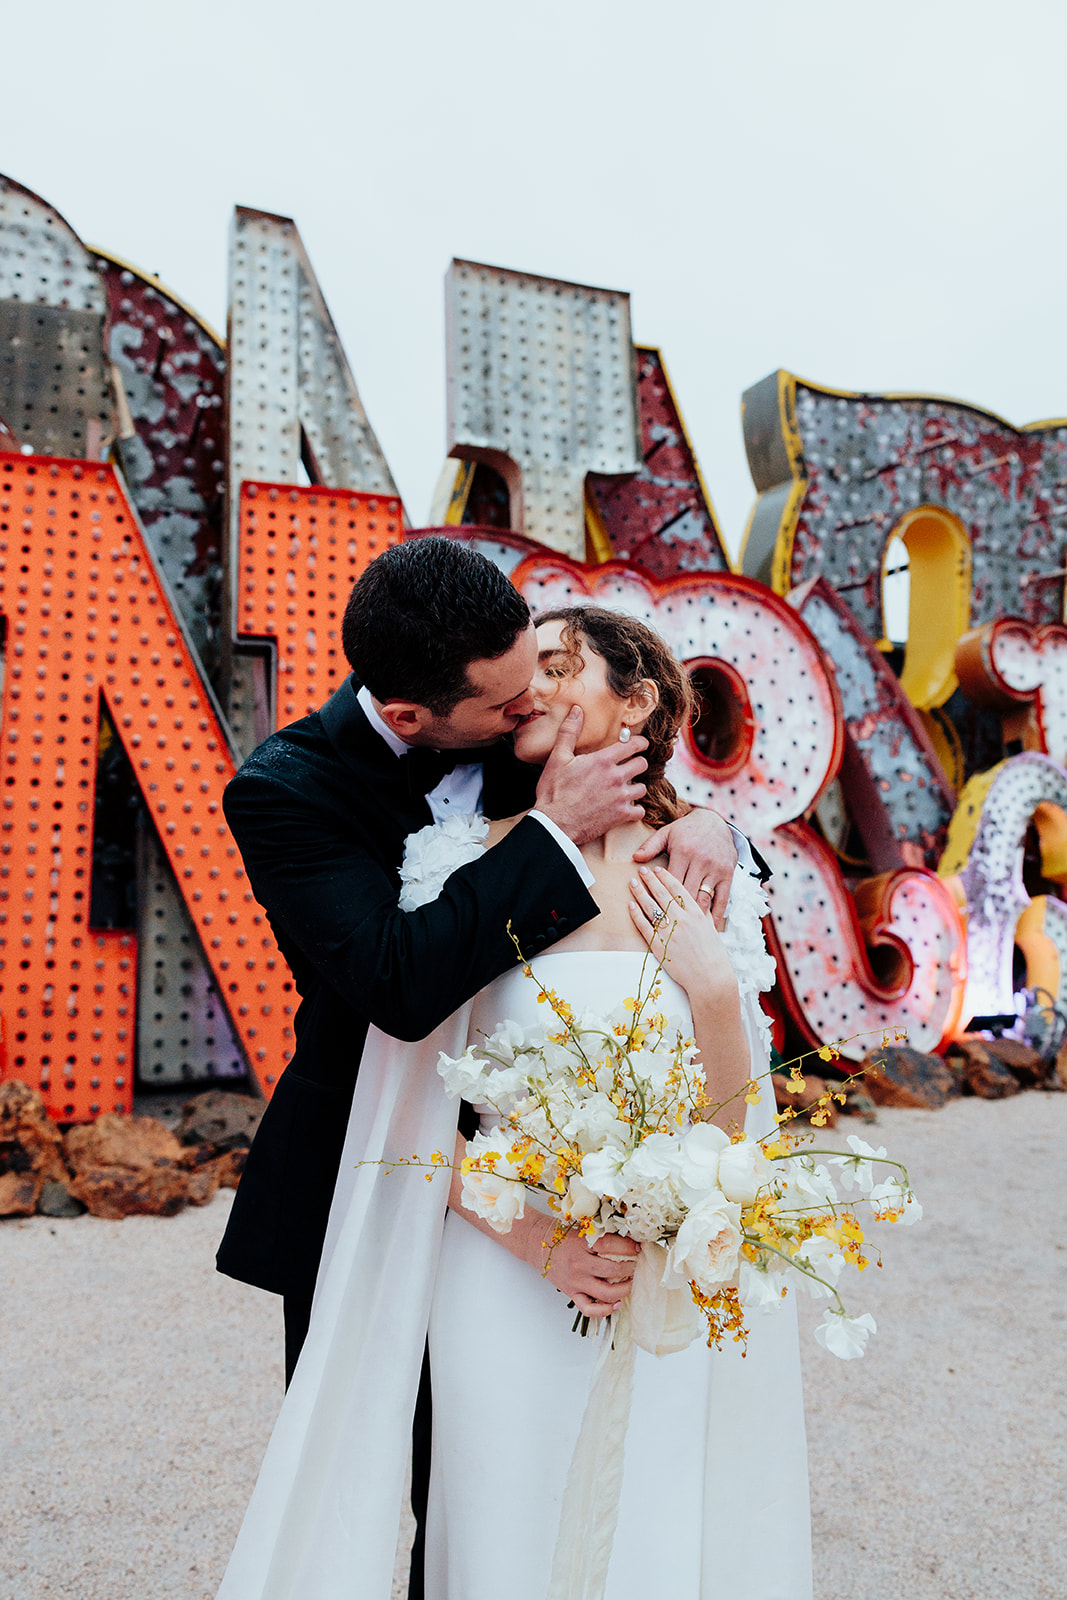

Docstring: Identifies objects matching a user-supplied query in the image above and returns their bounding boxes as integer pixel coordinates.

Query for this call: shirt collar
[356,683,412,759]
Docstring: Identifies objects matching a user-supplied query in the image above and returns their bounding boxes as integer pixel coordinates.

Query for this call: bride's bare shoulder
[602,821,666,870]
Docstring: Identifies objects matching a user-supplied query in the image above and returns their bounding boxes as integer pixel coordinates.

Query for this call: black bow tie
[402,745,485,798]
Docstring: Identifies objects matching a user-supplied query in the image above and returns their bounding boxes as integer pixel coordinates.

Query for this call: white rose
[814,1309,877,1360]
[676,1121,729,1201]
[460,1128,526,1233]
[562,1176,600,1220]
[716,1137,774,1205]
[666,1192,743,1295]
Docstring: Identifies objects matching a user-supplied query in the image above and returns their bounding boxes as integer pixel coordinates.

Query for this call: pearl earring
[618,725,631,743]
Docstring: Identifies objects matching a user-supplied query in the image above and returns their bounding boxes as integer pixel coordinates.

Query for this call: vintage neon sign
[510,554,967,1059]
[0,456,398,1118]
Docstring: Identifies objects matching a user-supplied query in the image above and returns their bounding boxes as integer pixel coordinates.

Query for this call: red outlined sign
[512,555,966,1059]
[237,481,402,727]
[0,458,295,1116]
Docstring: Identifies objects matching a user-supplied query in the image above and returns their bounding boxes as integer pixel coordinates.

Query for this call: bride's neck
[581,818,656,865]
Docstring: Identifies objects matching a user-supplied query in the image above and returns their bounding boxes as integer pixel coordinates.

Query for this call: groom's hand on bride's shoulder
[632,808,738,931]
[534,705,649,847]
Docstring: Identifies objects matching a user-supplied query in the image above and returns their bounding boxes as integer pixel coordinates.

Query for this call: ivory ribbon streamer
[547,1246,702,1600]
[547,1302,635,1600]
[629,1240,703,1356]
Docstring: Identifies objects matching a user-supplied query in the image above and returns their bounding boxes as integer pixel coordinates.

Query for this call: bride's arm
[445,1131,639,1319]
[628,864,750,1135]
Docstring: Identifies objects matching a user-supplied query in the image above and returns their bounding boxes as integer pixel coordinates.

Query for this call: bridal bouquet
[437,946,920,1361]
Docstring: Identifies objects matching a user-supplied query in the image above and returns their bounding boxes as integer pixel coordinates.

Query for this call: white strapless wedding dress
[216,875,812,1600]
[426,952,811,1600]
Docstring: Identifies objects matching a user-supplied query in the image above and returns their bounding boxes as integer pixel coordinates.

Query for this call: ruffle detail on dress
[398,812,489,911]
[720,866,777,1058]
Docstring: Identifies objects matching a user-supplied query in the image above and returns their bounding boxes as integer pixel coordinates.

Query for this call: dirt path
[2,1093,1063,1600]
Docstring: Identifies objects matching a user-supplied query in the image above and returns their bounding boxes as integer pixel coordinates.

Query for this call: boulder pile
[0,1085,263,1220]
[770,1031,1065,1118]
[855,1034,1064,1111]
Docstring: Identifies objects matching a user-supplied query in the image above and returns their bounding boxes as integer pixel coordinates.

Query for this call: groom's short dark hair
[342,536,531,715]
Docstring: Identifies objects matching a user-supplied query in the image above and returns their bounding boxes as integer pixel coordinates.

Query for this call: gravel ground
[2,1093,1064,1600]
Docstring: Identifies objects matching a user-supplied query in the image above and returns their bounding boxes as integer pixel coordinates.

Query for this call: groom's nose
[503,688,535,717]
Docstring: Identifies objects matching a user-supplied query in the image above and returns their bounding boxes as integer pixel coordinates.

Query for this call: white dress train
[216,870,812,1600]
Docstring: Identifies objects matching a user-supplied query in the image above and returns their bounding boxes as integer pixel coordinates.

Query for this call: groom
[217,536,757,1590]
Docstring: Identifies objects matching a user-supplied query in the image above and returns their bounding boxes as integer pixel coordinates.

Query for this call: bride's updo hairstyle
[535,605,695,829]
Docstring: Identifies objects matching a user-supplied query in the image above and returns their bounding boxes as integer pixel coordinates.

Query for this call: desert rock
[861,1046,962,1110]
[179,1089,263,1152]
[0,1081,67,1215]
[945,1036,1022,1100]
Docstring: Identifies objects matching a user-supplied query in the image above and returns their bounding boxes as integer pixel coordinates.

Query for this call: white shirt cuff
[528,810,596,888]
[727,823,757,878]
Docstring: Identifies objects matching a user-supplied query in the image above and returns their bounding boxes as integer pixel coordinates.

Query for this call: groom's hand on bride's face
[534,706,649,846]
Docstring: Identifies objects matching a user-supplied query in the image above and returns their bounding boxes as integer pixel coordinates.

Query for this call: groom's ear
[379,700,434,741]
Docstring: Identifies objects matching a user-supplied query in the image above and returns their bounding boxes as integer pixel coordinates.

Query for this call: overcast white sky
[3,0,1066,559]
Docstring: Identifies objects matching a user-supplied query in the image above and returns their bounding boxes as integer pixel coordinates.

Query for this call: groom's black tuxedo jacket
[215,675,599,1303]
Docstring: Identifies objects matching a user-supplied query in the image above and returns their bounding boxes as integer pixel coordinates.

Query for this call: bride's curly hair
[534,605,695,829]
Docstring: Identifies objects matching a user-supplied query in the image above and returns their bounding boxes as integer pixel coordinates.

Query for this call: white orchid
[814,1310,877,1360]
[779,1156,837,1210]
[580,1146,630,1201]
[789,1234,847,1299]
[868,1177,923,1225]
[739,1258,790,1312]
[402,814,920,1364]
[829,1134,889,1193]
[430,869,916,1362]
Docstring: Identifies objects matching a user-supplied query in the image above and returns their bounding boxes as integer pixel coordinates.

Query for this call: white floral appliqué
[398,812,489,911]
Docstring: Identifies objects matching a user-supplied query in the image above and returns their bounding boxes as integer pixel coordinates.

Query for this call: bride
[216,605,812,1600]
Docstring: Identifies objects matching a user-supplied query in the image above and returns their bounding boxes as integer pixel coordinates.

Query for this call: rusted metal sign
[8,165,1067,1120]
[586,347,731,576]
[790,576,956,871]
[445,259,641,560]
[0,176,111,460]
[741,370,1067,684]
